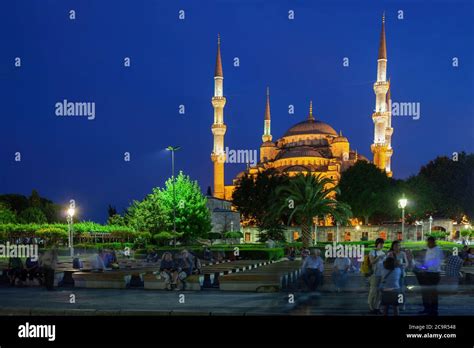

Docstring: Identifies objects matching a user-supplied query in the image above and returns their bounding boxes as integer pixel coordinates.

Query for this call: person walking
[387,240,412,310]
[368,238,386,314]
[414,237,444,316]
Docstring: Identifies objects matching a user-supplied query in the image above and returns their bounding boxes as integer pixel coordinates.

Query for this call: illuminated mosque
[210,15,393,202]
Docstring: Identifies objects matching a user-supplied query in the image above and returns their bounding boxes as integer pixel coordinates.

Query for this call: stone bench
[143,273,201,291]
[72,269,152,289]
[219,260,300,292]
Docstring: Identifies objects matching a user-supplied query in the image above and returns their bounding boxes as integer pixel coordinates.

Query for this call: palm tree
[273,173,352,248]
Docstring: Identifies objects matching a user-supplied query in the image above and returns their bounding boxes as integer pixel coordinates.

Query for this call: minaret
[260,87,276,163]
[211,34,227,199]
[262,87,272,143]
[371,13,393,177]
[308,100,315,121]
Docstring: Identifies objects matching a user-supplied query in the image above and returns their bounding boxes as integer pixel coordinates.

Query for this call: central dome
[283,119,338,137]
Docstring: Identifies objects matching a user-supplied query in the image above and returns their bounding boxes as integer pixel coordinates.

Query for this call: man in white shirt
[368,238,386,314]
[414,237,444,316]
[301,249,324,291]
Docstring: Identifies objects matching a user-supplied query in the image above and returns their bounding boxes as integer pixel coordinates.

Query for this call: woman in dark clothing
[159,252,178,290]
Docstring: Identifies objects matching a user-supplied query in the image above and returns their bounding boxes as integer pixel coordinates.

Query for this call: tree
[0,203,17,224]
[160,172,212,243]
[273,174,352,248]
[233,169,289,241]
[337,161,392,224]
[107,205,118,218]
[18,207,47,224]
[125,189,169,234]
[108,214,126,226]
[418,152,474,221]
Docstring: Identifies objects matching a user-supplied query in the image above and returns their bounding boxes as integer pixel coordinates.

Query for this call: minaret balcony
[211,152,226,164]
[372,111,390,121]
[211,96,226,108]
[211,123,227,135]
[373,82,389,94]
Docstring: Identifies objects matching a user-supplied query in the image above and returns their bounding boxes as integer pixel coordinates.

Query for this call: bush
[36,227,68,245]
[152,231,184,246]
[224,231,243,239]
[427,231,448,240]
[208,247,285,261]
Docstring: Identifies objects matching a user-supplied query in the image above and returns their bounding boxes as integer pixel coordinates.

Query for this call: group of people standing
[367,237,445,316]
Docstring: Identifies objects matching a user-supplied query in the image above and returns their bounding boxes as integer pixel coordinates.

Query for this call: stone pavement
[0,287,471,316]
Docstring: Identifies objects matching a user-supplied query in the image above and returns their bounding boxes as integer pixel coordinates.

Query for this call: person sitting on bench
[176,250,194,290]
[301,249,324,291]
[8,257,27,287]
[160,252,178,290]
[25,256,41,285]
[147,249,159,263]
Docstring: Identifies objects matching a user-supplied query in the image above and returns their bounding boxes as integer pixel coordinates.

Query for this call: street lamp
[166,145,181,246]
[66,207,75,257]
[429,215,433,236]
[398,196,408,240]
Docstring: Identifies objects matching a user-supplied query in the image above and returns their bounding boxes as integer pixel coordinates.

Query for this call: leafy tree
[18,207,47,224]
[273,174,352,248]
[337,161,392,224]
[418,152,474,221]
[125,189,169,234]
[29,190,41,208]
[0,203,17,224]
[108,214,126,226]
[160,172,212,242]
[233,169,289,241]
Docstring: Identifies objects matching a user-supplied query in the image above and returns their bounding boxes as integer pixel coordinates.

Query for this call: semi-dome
[283,119,338,137]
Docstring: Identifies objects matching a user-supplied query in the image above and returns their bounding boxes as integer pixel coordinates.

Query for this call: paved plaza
[0,287,471,316]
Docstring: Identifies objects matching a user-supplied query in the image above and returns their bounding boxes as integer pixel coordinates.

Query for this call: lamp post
[66,207,75,257]
[167,145,181,246]
[428,216,433,236]
[398,196,408,241]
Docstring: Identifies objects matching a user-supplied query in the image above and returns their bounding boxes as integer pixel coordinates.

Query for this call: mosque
[210,15,393,203]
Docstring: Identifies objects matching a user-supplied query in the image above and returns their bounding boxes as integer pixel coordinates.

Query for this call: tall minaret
[260,87,276,163]
[371,13,393,177]
[262,87,272,143]
[211,34,227,199]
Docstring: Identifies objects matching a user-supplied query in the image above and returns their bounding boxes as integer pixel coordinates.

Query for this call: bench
[143,273,201,291]
[219,260,300,292]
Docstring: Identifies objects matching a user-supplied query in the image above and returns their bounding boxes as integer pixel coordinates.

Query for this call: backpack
[360,250,376,277]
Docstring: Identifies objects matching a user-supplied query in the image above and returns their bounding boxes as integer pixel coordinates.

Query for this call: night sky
[1,0,473,222]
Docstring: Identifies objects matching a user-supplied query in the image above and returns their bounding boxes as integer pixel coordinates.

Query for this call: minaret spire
[215,34,223,78]
[260,86,276,162]
[211,34,227,199]
[262,87,272,143]
[264,87,271,121]
[308,100,315,121]
[378,12,387,60]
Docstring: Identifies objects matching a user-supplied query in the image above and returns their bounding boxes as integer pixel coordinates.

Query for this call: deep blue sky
[1,0,473,222]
